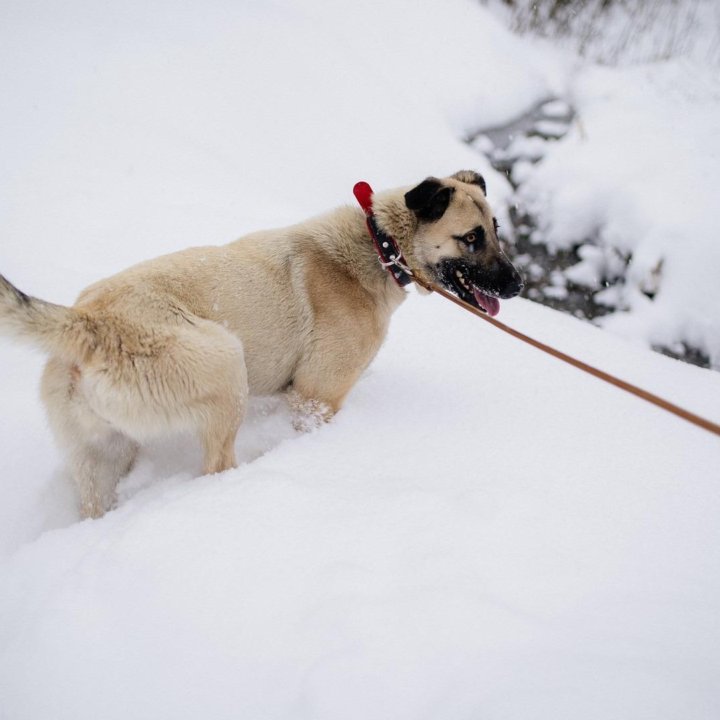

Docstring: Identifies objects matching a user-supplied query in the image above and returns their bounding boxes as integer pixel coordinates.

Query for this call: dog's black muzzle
[436,257,524,303]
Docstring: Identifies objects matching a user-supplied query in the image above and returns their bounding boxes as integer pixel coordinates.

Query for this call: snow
[538,99,573,119]
[516,60,720,364]
[1,1,720,718]
[3,295,720,719]
[531,119,569,138]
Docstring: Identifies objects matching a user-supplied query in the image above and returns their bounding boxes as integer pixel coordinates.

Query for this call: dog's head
[380,171,523,315]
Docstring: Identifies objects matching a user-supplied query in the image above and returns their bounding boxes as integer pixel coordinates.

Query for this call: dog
[0,170,522,518]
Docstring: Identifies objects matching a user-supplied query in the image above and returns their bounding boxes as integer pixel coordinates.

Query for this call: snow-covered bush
[484,0,720,65]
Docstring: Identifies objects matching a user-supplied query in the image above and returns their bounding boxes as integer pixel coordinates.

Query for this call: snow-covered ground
[1,1,719,718]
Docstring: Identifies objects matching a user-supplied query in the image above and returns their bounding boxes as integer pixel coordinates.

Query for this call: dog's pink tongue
[473,288,500,317]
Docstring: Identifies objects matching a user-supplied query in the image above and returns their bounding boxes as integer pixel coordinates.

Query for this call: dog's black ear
[451,170,486,195]
[405,178,454,221]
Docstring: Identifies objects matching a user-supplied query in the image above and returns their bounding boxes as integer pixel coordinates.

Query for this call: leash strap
[413,274,720,438]
[353,181,413,287]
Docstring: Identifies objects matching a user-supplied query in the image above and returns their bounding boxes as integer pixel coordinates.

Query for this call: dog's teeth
[454,269,472,292]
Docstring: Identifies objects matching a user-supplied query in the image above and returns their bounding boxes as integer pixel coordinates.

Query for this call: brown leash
[412,275,720,438]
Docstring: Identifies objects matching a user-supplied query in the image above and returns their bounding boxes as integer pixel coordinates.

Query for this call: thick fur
[0,172,519,518]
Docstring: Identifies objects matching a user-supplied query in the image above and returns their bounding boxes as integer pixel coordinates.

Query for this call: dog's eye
[457,227,485,252]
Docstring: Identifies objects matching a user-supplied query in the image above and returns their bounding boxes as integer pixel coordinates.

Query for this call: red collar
[353,181,413,287]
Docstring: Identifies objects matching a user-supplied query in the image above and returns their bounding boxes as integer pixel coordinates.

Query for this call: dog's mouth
[433,257,524,316]
[438,264,501,317]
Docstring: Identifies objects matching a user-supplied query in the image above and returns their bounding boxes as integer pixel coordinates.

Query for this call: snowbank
[516,60,720,364]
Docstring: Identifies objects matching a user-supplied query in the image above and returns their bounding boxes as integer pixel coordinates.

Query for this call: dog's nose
[500,268,524,299]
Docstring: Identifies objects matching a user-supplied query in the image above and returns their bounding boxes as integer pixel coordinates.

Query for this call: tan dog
[0,171,522,518]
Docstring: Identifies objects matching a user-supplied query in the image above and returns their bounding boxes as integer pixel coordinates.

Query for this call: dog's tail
[0,274,97,362]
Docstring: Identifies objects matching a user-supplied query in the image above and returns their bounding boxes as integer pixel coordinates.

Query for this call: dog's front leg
[288,325,376,433]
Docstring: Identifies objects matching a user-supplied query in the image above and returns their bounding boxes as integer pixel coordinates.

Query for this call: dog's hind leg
[41,357,139,518]
[189,329,247,475]
[200,406,242,475]
[84,319,248,478]
[71,431,139,518]
[43,319,248,515]
[162,322,248,476]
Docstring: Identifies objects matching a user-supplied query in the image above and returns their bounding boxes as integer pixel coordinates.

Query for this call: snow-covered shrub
[484,0,720,65]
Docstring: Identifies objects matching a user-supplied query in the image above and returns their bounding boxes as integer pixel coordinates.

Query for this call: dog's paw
[287,391,334,433]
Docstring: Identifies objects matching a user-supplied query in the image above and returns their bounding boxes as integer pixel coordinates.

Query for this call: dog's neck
[294,189,422,313]
[304,202,412,308]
